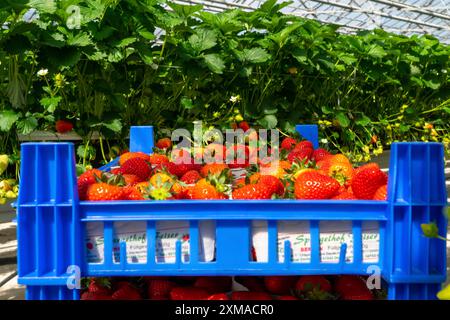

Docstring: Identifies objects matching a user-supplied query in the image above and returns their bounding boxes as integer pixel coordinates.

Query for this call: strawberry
[238,121,250,132]
[121,157,152,181]
[293,140,314,151]
[170,287,209,300]
[55,120,73,133]
[192,175,229,200]
[77,169,102,200]
[149,153,169,166]
[231,291,272,300]
[281,137,297,151]
[295,275,332,293]
[331,191,357,200]
[110,167,123,175]
[180,170,202,184]
[352,166,388,200]
[150,172,175,187]
[87,278,111,296]
[122,174,140,186]
[123,186,145,200]
[207,293,229,300]
[165,162,199,178]
[373,184,387,200]
[264,276,297,295]
[156,138,172,150]
[200,163,229,177]
[86,182,124,201]
[334,276,373,300]
[194,277,232,294]
[119,151,150,166]
[80,291,112,300]
[287,148,313,163]
[234,277,266,292]
[232,183,273,200]
[112,282,142,300]
[294,171,340,199]
[226,145,250,169]
[312,148,331,162]
[147,279,176,300]
[327,154,354,182]
[256,175,284,196]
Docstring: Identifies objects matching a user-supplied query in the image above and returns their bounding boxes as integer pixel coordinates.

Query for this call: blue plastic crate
[16,125,448,300]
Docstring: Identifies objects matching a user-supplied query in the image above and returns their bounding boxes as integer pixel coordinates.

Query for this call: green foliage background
[0,0,449,173]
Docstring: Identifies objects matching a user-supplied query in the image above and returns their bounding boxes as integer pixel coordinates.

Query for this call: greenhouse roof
[172,0,450,44]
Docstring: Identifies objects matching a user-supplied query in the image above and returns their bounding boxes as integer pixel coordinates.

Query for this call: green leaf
[367,45,387,59]
[0,110,19,131]
[236,48,271,64]
[339,54,357,65]
[421,222,439,238]
[40,96,61,113]
[114,37,137,48]
[138,29,155,40]
[355,115,371,126]
[203,54,225,74]
[103,119,122,133]
[422,78,441,90]
[321,106,333,114]
[258,115,278,129]
[66,32,93,47]
[77,144,96,161]
[188,29,217,54]
[16,116,37,135]
[26,0,57,13]
[336,112,350,128]
[292,47,307,63]
[443,107,450,114]
[180,97,194,109]
[167,2,203,18]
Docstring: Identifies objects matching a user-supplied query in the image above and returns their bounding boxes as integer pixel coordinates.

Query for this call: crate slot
[146,220,156,266]
[103,221,114,266]
[319,221,353,264]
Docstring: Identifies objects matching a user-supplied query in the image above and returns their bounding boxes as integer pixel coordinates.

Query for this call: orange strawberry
[149,153,169,166]
[123,186,145,200]
[155,138,172,150]
[332,191,357,200]
[150,172,174,187]
[200,163,229,177]
[192,172,229,200]
[251,175,284,196]
[373,184,387,200]
[122,174,140,186]
[119,151,150,166]
[86,183,124,201]
[294,171,340,199]
[327,154,354,182]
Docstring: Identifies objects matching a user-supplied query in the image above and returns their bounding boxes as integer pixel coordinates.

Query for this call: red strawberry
[264,276,297,295]
[77,169,102,200]
[121,157,152,181]
[295,276,332,293]
[287,148,313,163]
[165,162,199,178]
[231,291,272,300]
[112,282,142,300]
[55,120,73,133]
[294,140,314,151]
[147,279,176,300]
[194,277,232,294]
[334,276,373,300]
[331,191,357,200]
[352,166,388,200]
[234,277,266,292]
[207,293,229,300]
[226,145,250,169]
[373,184,387,200]
[312,148,331,162]
[232,183,274,200]
[170,287,209,300]
[180,170,202,184]
[281,137,297,151]
[156,138,172,150]
[257,175,284,196]
[294,171,340,199]
[81,291,112,300]
[278,295,298,300]
[87,278,111,296]
[238,121,250,132]
[110,167,123,175]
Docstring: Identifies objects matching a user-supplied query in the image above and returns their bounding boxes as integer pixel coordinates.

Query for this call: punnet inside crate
[16,125,448,300]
